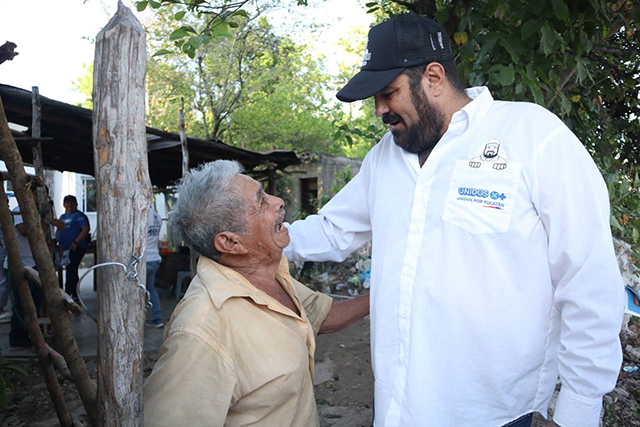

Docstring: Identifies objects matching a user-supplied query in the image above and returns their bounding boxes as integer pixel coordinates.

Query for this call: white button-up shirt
[284,87,625,427]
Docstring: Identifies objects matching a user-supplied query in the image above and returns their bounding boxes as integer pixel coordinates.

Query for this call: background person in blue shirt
[56,195,90,301]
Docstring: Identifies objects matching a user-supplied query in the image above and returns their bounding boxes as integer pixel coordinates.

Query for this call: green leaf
[579,31,593,54]
[435,9,449,24]
[552,0,569,21]
[180,25,197,34]
[611,215,624,232]
[521,21,540,39]
[174,11,186,20]
[152,49,173,57]
[188,36,202,49]
[499,38,520,62]
[211,22,231,37]
[136,1,148,12]
[559,93,572,115]
[232,10,249,18]
[540,24,559,55]
[576,58,587,82]
[169,29,189,41]
[228,20,239,29]
[365,2,377,6]
[498,66,515,86]
[633,227,639,243]
[149,0,161,9]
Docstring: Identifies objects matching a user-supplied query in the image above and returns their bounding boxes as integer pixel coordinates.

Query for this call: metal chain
[77,252,152,323]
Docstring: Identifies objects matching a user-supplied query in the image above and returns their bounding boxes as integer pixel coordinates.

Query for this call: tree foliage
[140,2,337,152]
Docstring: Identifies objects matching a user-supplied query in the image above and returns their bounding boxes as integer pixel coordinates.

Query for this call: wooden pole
[93,2,151,425]
[179,98,198,277]
[0,182,72,427]
[31,87,54,252]
[179,97,189,177]
[0,93,98,425]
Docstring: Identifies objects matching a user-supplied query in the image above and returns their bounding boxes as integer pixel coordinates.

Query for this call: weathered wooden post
[93,2,151,425]
[179,98,198,276]
[179,98,189,176]
[30,87,54,250]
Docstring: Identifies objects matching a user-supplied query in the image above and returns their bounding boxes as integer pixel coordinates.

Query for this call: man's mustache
[382,113,402,125]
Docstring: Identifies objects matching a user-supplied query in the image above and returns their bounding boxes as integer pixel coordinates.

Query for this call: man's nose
[267,194,284,209]
[374,97,389,117]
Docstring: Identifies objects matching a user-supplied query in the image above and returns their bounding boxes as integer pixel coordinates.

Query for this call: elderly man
[143,160,369,427]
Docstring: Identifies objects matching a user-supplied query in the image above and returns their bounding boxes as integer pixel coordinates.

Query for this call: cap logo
[429,34,436,50]
[362,44,372,67]
[437,32,444,49]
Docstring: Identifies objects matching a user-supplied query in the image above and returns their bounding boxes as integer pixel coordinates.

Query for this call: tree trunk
[0,182,72,427]
[0,93,98,425]
[92,2,151,426]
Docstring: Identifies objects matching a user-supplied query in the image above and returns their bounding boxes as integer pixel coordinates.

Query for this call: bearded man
[143,160,369,427]
[284,14,625,427]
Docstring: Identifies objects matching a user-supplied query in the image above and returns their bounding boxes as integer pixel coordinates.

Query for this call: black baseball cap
[336,14,454,102]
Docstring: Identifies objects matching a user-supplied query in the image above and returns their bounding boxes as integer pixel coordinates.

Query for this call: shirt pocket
[442,160,521,234]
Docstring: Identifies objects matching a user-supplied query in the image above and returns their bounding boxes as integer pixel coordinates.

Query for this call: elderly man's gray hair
[169,160,247,261]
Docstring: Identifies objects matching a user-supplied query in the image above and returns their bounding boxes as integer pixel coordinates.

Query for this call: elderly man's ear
[214,231,249,255]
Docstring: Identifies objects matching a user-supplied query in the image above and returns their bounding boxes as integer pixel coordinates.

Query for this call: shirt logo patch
[469,138,508,170]
[457,187,507,210]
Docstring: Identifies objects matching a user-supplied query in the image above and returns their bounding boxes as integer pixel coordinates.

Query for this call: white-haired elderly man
[143,160,369,427]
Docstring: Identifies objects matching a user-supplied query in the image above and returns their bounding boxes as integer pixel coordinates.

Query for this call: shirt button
[399,310,407,319]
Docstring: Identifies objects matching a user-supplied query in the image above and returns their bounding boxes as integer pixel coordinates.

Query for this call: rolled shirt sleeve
[533,125,625,426]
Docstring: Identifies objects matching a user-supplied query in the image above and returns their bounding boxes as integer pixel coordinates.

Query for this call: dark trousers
[503,413,533,427]
[9,268,44,346]
[65,246,86,299]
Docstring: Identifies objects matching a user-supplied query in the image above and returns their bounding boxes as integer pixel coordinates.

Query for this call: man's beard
[383,86,445,155]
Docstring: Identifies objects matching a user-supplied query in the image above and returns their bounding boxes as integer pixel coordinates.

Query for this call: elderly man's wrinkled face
[234,174,289,259]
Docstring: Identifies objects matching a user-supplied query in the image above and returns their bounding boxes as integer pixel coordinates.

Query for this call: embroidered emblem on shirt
[469,138,508,170]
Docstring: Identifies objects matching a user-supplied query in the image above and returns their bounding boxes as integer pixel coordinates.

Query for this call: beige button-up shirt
[143,255,333,427]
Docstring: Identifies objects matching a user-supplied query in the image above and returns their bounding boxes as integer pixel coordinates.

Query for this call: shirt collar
[450,86,494,130]
[198,255,296,311]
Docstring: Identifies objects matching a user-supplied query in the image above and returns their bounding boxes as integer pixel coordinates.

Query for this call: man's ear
[424,62,446,96]
[214,231,248,255]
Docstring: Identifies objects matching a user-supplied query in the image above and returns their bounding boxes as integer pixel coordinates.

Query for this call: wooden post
[179,97,189,177]
[31,87,54,251]
[0,92,98,425]
[0,182,73,427]
[93,2,151,426]
[179,98,198,276]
